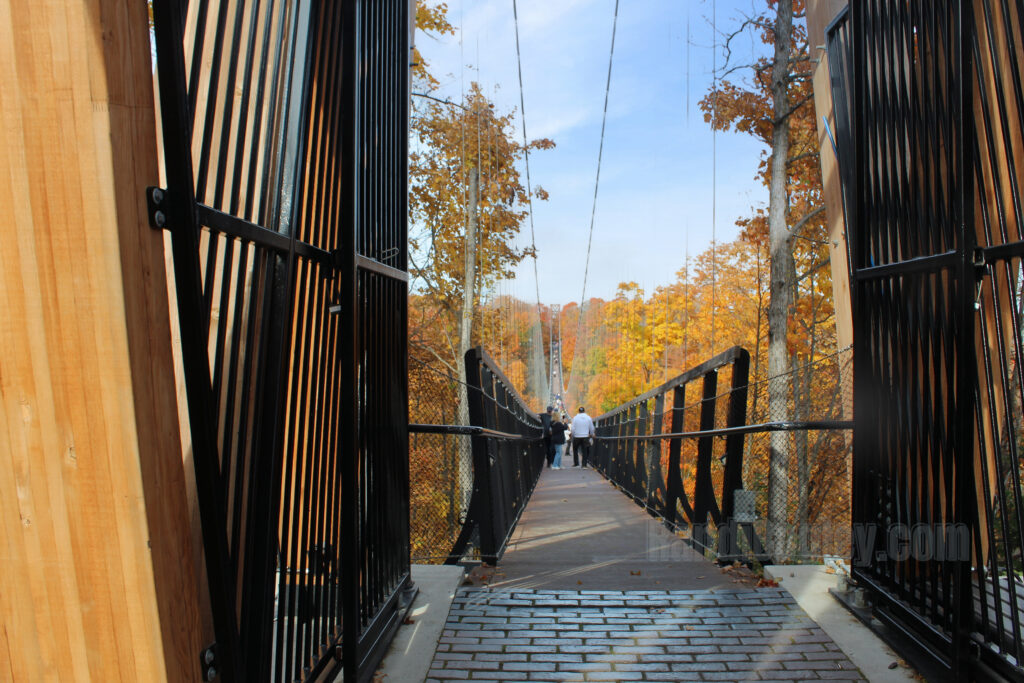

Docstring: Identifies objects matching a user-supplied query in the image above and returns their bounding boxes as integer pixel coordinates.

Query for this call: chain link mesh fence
[723,346,853,563]
[408,357,475,564]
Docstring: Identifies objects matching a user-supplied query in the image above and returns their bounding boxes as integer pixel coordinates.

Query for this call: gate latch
[146,186,170,230]
[200,642,218,681]
[972,247,988,310]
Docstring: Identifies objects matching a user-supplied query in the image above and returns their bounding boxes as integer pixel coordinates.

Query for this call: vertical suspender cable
[459,10,467,292]
[510,0,547,344]
[565,0,621,404]
[710,0,718,354]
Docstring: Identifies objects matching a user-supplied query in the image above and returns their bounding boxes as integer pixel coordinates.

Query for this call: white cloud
[530,105,593,139]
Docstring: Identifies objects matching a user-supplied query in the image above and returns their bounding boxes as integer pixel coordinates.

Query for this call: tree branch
[798,258,832,283]
[787,150,820,166]
[787,204,827,237]
[409,339,460,376]
[773,91,815,124]
[412,91,468,111]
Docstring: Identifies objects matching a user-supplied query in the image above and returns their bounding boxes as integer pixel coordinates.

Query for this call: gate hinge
[146,186,170,230]
[199,642,219,681]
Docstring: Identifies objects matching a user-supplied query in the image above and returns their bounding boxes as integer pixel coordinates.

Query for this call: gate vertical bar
[339,0,361,679]
[242,3,318,679]
[150,0,242,677]
[954,0,977,674]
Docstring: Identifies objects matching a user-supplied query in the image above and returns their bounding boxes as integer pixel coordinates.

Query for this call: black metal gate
[151,1,411,681]
[831,2,1024,678]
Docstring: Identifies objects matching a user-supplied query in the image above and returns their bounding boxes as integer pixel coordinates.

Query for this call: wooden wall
[807,0,853,417]
[0,0,203,680]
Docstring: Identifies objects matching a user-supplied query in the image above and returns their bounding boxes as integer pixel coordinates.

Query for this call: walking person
[550,413,568,469]
[571,406,595,467]
[542,406,556,467]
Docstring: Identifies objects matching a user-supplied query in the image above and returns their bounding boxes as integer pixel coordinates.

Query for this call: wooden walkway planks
[479,467,739,592]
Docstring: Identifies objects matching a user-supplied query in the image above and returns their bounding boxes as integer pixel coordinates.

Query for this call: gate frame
[150,1,413,680]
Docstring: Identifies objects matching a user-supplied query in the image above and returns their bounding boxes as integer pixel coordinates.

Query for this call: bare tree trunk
[796,352,810,556]
[745,245,767,484]
[766,0,796,561]
[796,274,819,557]
[457,168,479,505]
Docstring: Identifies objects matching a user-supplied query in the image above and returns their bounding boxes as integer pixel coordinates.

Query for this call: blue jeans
[552,443,564,468]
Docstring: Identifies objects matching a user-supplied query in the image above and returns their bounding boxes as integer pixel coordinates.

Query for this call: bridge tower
[549,305,566,413]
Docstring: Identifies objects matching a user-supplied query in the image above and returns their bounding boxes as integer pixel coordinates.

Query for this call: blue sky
[416,0,775,304]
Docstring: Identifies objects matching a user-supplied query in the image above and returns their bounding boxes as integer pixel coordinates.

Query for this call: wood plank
[806,2,852,351]
[0,0,203,680]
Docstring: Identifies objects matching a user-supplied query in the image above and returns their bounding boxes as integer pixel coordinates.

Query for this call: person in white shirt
[570,406,595,467]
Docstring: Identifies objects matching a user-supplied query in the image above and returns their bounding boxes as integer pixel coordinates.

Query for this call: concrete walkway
[765,566,916,682]
[377,564,466,683]
[423,468,869,682]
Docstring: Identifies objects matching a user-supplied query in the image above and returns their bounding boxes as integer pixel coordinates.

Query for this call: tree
[412,2,455,91]
[409,82,553,427]
[407,1,554,519]
[700,0,834,558]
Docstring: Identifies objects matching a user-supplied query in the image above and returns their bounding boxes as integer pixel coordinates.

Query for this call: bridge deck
[424,467,870,682]
[481,467,737,591]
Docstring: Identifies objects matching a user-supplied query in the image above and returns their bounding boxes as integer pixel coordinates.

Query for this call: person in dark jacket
[542,406,555,467]
[549,414,569,469]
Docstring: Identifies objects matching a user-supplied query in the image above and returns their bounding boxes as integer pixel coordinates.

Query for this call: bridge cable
[510,0,548,349]
[565,0,621,407]
[710,0,718,354]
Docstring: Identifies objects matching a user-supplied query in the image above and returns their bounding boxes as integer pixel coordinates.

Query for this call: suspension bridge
[3,1,1024,683]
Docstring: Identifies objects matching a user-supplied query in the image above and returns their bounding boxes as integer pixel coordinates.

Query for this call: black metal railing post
[627,405,639,498]
[464,355,498,564]
[637,402,649,502]
[720,351,750,517]
[718,349,751,558]
[664,385,686,527]
[691,369,719,552]
[647,393,665,511]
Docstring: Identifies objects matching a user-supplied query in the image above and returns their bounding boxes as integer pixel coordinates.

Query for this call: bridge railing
[409,347,546,565]
[591,346,853,564]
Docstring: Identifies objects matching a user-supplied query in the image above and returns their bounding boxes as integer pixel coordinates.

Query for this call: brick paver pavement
[427,587,866,682]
